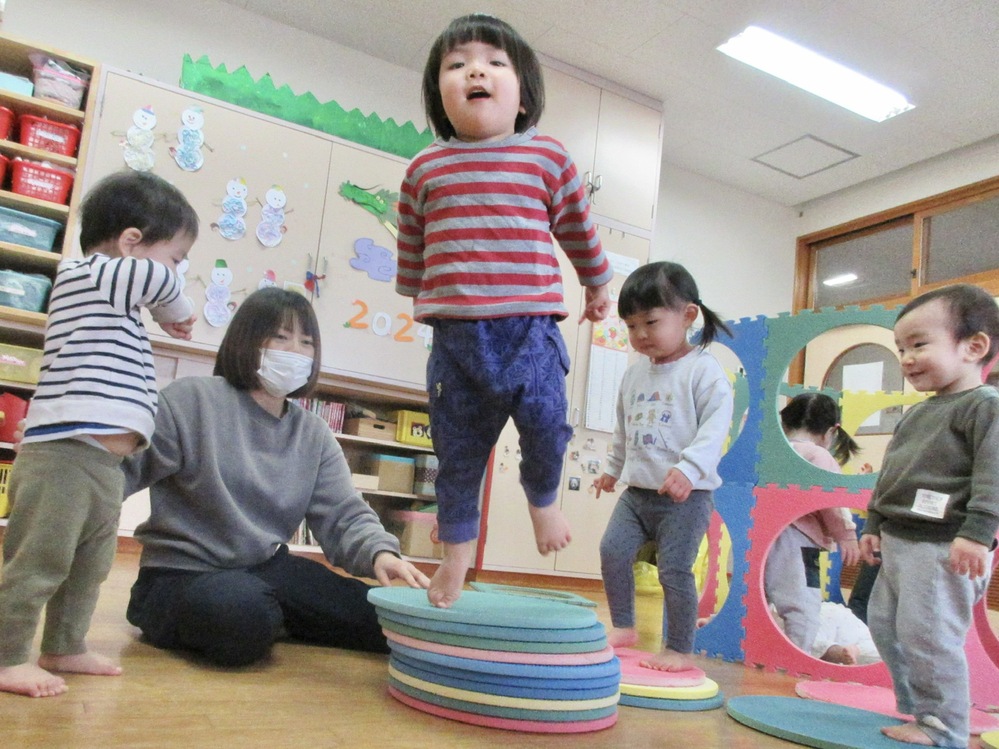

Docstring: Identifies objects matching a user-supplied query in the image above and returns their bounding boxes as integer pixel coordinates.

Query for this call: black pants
[126,545,387,666]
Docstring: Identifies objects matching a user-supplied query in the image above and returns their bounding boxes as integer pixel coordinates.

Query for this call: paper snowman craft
[204,259,235,328]
[211,177,249,241]
[172,105,206,172]
[256,185,288,248]
[122,105,158,172]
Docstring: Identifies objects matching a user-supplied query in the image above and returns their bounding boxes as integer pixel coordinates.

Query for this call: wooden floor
[0,552,844,748]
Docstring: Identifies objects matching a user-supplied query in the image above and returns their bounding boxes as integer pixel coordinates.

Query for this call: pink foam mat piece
[615,648,706,687]
[795,681,999,736]
[384,630,616,666]
[387,685,618,734]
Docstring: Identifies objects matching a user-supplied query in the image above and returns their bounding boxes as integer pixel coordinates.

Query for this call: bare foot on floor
[608,627,639,649]
[0,663,68,697]
[528,503,571,555]
[821,644,860,665]
[640,647,697,672]
[38,651,122,676]
[881,724,934,746]
[427,540,475,609]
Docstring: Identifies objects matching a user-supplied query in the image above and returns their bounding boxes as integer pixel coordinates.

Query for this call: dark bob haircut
[422,13,544,140]
[897,283,999,362]
[214,288,321,398]
[79,170,199,253]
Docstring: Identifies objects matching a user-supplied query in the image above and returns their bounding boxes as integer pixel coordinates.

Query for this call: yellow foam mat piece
[619,677,719,700]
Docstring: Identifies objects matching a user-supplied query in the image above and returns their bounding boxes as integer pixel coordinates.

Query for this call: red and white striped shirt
[396,128,612,320]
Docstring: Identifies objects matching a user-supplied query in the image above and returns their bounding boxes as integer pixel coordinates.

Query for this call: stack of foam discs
[615,648,724,711]
[367,587,620,733]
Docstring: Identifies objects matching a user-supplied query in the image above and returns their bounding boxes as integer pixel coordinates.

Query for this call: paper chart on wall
[585,344,628,433]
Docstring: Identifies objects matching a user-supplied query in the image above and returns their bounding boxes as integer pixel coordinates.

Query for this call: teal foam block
[377,607,607,643]
[379,617,606,654]
[388,640,620,681]
[727,695,906,749]
[389,654,619,700]
[619,692,724,711]
[468,582,598,607]
[369,587,597,629]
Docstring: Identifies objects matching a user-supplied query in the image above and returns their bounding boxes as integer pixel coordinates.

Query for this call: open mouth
[467,89,490,100]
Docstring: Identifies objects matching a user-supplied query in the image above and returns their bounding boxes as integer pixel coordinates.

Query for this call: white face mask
[257,348,314,398]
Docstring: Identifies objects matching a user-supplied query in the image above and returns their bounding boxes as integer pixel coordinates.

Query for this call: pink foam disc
[795,681,999,736]
[387,685,618,733]
[615,648,706,687]
[384,630,616,666]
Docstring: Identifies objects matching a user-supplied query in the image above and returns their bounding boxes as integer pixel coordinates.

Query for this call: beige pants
[0,440,124,665]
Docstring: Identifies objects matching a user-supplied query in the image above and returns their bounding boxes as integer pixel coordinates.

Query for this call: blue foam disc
[387,640,619,680]
[390,654,620,701]
[619,692,725,711]
[468,582,598,607]
[388,677,618,723]
[377,607,607,643]
[368,587,598,629]
[379,618,607,654]
[727,696,908,749]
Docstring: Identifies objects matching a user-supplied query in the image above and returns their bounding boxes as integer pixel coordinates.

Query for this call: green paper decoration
[180,55,434,159]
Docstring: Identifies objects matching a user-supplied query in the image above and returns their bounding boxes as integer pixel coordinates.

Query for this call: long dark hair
[618,261,731,346]
[421,14,544,140]
[780,392,860,466]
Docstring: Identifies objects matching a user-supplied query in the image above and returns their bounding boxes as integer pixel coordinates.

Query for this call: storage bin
[0,205,62,251]
[0,106,14,140]
[343,416,395,441]
[361,453,415,494]
[0,461,12,518]
[29,53,89,109]
[351,473,379,491]
[414,454,438,497]
[389,509,442,559]
[18,115,80,157]
[0,71,33,97]
[0,154,8,188]
[394,409,432,447]
[0,343,44,384]
[0,270,53,313]
[10,158,74,205]
[0,391,29,442]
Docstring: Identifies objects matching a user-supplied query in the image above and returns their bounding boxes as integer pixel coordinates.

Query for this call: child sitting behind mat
[0,171,198,698]
[593,261,734,672]
[765,392,861,655]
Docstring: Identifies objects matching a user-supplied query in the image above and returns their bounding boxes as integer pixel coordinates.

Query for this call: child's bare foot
[38,651,122,676]
[0,663,68,697]
[881,724,934,746]
[608,627,639,649]
[821,644,860,665]
[528,503,571,555]
[640,646,697,672]
[427,540,475,609]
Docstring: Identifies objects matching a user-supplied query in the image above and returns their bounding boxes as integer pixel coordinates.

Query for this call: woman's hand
[373,551,430,588]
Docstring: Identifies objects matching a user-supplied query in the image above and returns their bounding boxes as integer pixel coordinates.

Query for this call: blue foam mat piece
[377,607,607,643]
[379,617,607,654]
[468,582,598,607]
[388,640,620,680]
[390,655,620,701]
[388,676,618,723]
[726,695,907,749]
[369,587,597,629]
[619,692,725,711]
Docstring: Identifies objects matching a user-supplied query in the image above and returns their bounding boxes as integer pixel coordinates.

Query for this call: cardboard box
[389,509,442,559]
[0,343,43,384]
[351,473,380,491]
[362,453,415,494]
[343,417,395,441]
[394,409,432,447]
[414,454,438,497]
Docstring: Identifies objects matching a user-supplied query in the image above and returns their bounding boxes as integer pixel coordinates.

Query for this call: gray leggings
[599,487,713,653]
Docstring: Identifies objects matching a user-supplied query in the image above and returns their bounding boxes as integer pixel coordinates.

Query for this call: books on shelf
[295,397,345,433]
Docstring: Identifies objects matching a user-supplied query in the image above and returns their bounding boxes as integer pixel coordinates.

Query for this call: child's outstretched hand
[859,533,881,566]
[579,284,611,323]
[592,473,617,498]
[949,537,989,578]
[659,468,692,502]
[838,537,861,567]
[159,314,197,341]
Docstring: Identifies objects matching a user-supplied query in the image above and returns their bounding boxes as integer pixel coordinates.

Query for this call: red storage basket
[18,115,80,157]
[0,106,14,140]
[0,154,8,188]
[10,159,74,205]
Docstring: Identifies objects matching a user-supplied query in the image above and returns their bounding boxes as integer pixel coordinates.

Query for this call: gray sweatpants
[0,440,124,665]
[869,532,993,748]
[599,487,713,653]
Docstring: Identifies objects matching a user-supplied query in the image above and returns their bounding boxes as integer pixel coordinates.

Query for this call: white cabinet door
[538,66,600,180]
